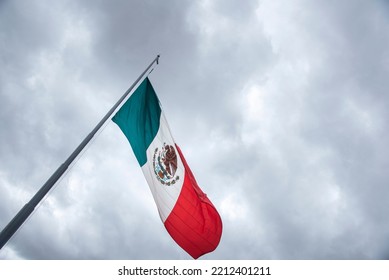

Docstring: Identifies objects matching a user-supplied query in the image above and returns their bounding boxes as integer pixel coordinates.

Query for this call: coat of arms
[153,143,180,186]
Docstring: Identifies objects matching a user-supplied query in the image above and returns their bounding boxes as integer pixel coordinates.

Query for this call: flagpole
[0,54,160,250]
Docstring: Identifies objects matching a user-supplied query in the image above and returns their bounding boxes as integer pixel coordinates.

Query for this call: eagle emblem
[153,143,180,186]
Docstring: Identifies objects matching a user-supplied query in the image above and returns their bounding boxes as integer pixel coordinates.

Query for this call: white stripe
[141,112,184,222]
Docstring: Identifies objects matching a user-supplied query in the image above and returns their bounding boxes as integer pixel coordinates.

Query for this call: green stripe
[112,78,161,166]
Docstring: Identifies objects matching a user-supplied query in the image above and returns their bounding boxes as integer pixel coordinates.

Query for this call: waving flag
[112,78,222,259]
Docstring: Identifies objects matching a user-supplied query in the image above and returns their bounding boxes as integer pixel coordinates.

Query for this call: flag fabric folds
[112,78,222,259]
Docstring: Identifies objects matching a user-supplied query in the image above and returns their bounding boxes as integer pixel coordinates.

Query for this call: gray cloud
[1,0,388,259]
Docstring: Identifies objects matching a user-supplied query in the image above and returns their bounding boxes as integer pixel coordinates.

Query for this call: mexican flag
[112,78,222,259]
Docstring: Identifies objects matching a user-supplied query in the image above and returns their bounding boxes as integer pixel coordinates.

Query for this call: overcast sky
[1,0,389,260]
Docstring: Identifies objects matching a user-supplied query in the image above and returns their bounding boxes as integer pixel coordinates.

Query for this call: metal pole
[0,55,160,250]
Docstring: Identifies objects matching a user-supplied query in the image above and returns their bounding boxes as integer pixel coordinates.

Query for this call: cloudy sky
[1,0,389,260]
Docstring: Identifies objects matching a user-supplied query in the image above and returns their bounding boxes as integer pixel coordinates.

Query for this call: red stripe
[164,145,223,259]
